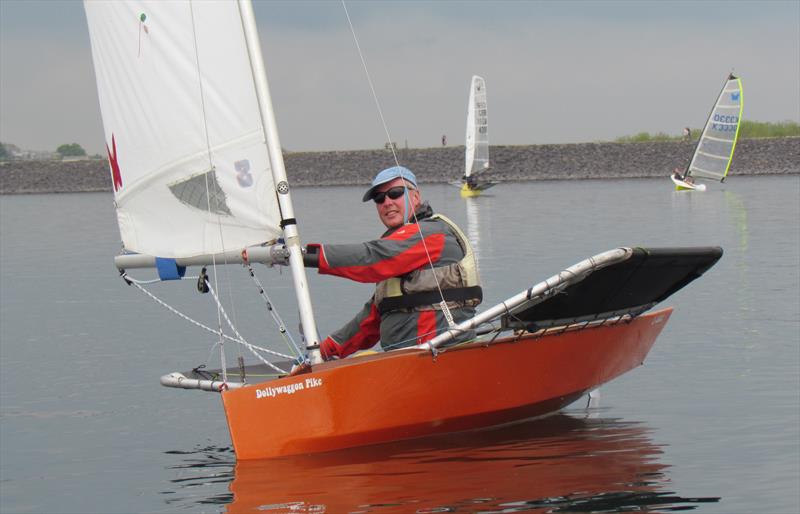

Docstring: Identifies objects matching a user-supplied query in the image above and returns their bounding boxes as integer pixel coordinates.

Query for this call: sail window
[169,169,232,216]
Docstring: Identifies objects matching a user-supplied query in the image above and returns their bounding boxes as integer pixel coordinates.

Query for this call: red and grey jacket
[305,202,482,357]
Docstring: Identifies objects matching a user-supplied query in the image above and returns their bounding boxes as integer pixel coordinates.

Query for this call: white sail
[85,1,282,259]
[464,75,489,178]
[687,74,743,182]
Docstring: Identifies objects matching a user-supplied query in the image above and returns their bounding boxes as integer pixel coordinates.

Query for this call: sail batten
[702,135,734,143]
[85,1,282,258]
[696,151,730,161]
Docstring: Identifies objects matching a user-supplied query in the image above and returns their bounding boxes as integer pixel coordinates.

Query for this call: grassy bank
[615,120,800,143]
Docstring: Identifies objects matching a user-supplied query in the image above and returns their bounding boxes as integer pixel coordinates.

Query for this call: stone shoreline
[1,137,797,194]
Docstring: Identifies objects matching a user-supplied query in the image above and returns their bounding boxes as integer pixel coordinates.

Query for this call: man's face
[373,178,421,229]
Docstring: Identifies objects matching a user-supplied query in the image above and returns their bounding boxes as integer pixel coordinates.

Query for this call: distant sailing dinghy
[460,75,497,197]
[672,73,743,191]
[85,0,723,460]
[671,169,707,192]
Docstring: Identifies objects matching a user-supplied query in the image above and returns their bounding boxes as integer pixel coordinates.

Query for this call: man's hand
[320,337,343,360]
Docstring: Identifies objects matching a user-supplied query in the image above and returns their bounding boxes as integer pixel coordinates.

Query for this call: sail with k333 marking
[686,73,744,182]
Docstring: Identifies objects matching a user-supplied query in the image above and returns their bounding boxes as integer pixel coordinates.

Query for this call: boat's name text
[255,377,323,399]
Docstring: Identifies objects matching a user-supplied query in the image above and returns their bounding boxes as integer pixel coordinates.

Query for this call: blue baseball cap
[362,166,418,202]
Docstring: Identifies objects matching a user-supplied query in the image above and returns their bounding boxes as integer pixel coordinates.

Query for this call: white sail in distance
[687,74,744,182]
[465,75,489,178]
[84,1,282,259]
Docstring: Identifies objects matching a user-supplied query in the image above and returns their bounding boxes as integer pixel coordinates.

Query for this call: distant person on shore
[442,134,447,146]
[298,165,482,360]
[683,127,691,140]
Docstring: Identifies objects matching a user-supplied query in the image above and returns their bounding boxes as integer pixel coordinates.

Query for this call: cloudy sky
[1,0,798,155]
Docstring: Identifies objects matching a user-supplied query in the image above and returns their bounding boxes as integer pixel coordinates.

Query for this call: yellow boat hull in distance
[671,174,707,192]
[460,180,497,197]
[460,183,482,197]
[222,308,671,460]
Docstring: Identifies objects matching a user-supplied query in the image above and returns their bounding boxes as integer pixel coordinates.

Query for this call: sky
[1,0,798,155]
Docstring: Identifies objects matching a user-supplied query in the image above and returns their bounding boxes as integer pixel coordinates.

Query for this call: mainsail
[686,74,743,182]
[86,0,321,355]
[85,1,282,259]
[464,75,489,178]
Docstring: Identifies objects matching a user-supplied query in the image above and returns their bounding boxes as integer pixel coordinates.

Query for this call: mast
[237,0,322,364]
[723,74,744,182]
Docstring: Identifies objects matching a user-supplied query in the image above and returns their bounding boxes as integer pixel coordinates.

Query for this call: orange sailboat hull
[222,308,672,459]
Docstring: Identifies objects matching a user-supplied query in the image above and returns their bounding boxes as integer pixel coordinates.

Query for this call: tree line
[0,142,91,161]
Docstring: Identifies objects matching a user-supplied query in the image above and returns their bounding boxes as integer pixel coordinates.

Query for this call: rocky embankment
[1,137,797,194]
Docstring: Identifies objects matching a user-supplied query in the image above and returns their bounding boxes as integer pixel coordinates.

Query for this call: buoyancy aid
[375,214,482,314]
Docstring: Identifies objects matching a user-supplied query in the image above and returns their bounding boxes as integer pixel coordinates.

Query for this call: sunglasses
[373,186,414,204]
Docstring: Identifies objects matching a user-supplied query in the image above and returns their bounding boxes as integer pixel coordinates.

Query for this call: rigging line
[124,275,200,285]
[381,323,471,352]
[188,1,226,381]
[188,0,246,380]
[123,274,294,364]
[341,1,400,168]
[126,275,294,361]
[246,263,303,357]
[341,1,455,322]
[205,281,289,374]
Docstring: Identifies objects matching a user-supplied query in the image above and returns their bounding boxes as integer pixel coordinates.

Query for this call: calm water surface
[1,176,798,513]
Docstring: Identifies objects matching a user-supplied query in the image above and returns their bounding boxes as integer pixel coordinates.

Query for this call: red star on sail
[106,134,123,192]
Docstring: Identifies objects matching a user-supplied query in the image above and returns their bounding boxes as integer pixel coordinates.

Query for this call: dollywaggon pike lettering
[255,378,322,399]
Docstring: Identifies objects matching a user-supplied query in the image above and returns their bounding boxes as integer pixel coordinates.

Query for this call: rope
[341,1,400,169]
[203,279,289,374]
[188,0,231,382]
[245,263,303,358]
[122,273,292,373]
[341,1,455,323]
[124,275,200,285]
